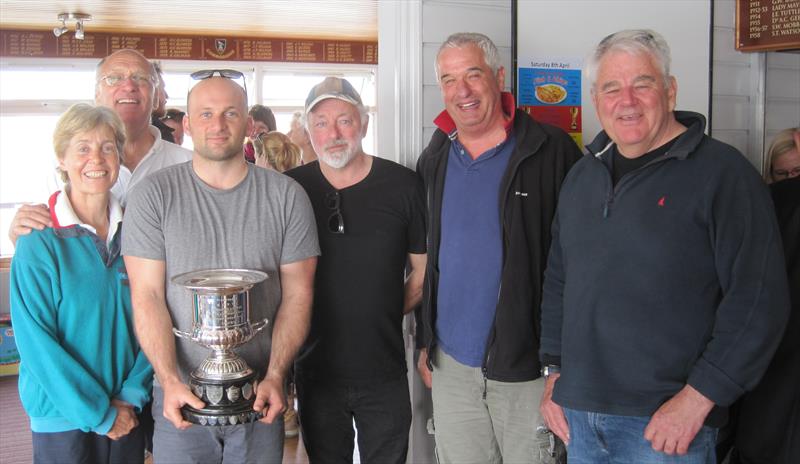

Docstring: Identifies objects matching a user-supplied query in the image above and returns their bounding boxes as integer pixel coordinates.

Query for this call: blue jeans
[563,407,717,464]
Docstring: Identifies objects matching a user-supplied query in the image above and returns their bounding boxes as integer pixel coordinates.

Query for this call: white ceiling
[0,0,378,41]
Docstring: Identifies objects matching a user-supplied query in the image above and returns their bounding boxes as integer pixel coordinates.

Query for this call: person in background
[728,129,800,464]
[151,62,175,144]
[415,32,582,464]
[254,131,301,172]
[10,103,153,464]
[252,130,304,440]
[161,109,185,146]
[288,110,318,164]
[286,76,426,463]
[244,104,277,163]
[123,71,318,463]
[8,48,192,243]
[161,108,186,145]
[538,29,789,462]
[763,127,800,184]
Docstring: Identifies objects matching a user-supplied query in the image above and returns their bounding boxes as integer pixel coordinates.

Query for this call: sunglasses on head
[189,69,248,94]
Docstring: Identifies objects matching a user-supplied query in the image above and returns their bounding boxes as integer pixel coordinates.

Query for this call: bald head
[184,77,252,162]
[187,77,248,113]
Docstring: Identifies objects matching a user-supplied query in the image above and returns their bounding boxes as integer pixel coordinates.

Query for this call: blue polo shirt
[436,134,515,367]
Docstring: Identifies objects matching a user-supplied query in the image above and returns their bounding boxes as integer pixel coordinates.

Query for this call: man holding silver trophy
[122,71,319,463]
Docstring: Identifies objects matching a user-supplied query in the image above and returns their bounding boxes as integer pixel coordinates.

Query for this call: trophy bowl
[171,269,269,426]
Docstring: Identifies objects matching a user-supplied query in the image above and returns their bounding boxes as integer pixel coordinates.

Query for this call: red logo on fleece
[657,196,666,207]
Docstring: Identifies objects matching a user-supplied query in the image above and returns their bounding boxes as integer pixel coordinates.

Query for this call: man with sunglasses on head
[122,70,319,463]
[8,49,191,242]
[284,77,427,463]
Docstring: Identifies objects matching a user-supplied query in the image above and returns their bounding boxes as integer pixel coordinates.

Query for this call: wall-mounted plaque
[1,29,378,64]
[736,0,800,52]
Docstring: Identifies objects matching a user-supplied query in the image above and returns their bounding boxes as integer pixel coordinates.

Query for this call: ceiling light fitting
[53,13,92,40]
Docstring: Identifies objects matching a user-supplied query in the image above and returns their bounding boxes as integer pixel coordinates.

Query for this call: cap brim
[306,94,361,112]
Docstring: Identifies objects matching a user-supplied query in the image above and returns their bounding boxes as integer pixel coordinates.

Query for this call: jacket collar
[49,189,123,246]
[586,110,707,160]
[433,91,517,139]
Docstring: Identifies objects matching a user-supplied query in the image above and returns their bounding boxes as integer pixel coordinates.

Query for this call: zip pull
[482,375,488,400]
[603,195,613,218]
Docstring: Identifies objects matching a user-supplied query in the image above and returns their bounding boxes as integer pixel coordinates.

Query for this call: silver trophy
[171,269,268,426]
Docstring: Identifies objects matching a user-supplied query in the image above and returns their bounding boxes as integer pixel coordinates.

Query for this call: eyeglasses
[772,166,800,181]
[324,191,344,234]
[190,69,248,94]
[99,73,155,87]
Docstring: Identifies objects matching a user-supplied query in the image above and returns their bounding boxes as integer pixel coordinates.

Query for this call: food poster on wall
[518,57,583,147]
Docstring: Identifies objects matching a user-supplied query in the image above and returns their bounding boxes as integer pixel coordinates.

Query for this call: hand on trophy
[253,374,286,424]
[106,399,139,440]
[163,380,206,430]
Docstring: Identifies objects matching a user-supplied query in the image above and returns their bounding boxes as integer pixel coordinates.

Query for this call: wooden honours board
[0,29,378,64]
[736,0,800,51]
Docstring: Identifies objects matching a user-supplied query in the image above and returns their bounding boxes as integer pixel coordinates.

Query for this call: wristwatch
[541,364,561,379]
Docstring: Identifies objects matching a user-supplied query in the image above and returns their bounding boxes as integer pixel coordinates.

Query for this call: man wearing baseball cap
[285,77,427,463]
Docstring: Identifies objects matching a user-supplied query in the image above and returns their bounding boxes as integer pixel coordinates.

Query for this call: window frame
[0,57,377,257]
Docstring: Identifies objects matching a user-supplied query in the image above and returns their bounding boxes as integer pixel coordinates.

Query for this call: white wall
[516,0,712,146]
[711,0,800,171]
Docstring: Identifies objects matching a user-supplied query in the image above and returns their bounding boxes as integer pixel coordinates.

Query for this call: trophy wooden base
[181,370,263,426]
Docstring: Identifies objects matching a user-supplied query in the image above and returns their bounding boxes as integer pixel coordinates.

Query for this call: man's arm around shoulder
[8,204,51,245]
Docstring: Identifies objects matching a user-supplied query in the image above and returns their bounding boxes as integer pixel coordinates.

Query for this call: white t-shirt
[111,125,192,205]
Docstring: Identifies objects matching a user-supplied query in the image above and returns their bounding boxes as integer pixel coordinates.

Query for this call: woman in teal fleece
[10,103,153,463]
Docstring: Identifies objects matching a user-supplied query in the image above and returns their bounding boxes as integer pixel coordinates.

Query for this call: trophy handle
[173,328,194,340]
[250,318,269,334]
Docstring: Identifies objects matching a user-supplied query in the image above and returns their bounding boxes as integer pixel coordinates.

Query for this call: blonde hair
[764,127,800,183]
[53,103,126,183]
[254,131,301,172]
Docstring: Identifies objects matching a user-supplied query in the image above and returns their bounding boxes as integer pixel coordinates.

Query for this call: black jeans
[296,374,412,464]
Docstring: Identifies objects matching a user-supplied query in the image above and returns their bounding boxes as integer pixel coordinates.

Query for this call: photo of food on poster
[518,57,582,147]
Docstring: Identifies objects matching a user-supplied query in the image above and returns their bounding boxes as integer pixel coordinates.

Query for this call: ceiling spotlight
[53,13,92,40]
[75,20,85,40]
[53,19,67,37]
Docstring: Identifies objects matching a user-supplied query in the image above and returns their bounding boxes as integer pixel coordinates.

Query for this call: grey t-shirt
[122,161,319,384]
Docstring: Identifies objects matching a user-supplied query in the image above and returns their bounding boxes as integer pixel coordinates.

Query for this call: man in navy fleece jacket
[538,29,790,463]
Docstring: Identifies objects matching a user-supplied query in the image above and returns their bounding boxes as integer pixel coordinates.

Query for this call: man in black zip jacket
[415,32,581,463]
[538,29,790,463]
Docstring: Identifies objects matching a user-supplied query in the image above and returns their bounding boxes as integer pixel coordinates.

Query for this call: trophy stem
[194,349,254,381]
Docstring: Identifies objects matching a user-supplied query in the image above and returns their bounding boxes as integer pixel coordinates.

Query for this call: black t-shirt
[286,157,427,385]
[612,137,679,186]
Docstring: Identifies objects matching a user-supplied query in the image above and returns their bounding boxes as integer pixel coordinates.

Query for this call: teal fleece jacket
[10,191,153,434]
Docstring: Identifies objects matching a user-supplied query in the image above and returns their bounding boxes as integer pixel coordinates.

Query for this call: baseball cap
[304,77,363,113]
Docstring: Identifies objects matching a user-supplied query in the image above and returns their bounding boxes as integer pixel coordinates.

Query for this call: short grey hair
[435,32,501,81]
[585,29,672,92]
